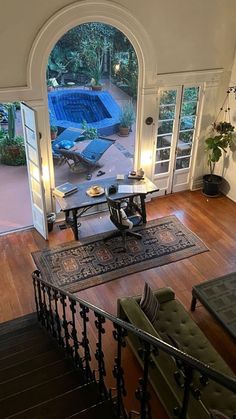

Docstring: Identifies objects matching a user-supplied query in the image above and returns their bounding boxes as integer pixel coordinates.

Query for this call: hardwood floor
[0,190,236,417]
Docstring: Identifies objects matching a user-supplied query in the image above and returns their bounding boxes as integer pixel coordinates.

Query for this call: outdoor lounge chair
[52,127,85,158]
[58,137,115,172]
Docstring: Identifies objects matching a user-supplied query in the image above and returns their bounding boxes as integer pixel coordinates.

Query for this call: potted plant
[81,120,98,140]
[50,125,58,140]
[88,64,103,91]
[118,101,135,137]
[47,212,56,232]
[203,121,234,196]
[47,79,54,92]
[0,104,26,166]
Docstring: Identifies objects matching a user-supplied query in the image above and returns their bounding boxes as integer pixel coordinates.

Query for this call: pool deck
[0,81,136,233]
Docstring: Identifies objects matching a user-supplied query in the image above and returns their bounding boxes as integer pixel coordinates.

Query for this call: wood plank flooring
[0,190,235,417]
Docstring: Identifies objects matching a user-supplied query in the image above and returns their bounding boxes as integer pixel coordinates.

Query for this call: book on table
[53,182,78,197]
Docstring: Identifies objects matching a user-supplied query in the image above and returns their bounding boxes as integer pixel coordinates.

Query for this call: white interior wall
[220,50,236,202]
[1,0,236,88]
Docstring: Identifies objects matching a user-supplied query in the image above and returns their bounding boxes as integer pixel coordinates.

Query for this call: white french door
[153,85,202,195]
[21,103,48,239]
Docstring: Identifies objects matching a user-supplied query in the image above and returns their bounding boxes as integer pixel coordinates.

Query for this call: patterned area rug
[32,215,208,293]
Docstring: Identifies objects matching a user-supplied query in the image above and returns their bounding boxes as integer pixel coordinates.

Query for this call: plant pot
[6,145,20,157]
[91,85,102,91]
[118,126,129,137]
[203,174,223,197]
[50,131,58,140]
[47,212,56,232]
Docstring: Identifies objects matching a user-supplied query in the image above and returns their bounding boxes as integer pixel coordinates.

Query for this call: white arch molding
[28,1,156,94]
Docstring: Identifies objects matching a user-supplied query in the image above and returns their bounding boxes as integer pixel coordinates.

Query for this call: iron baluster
[47,286,56,337]
[32,272,40,321]
[94,313,107,398]
[61,294,71,353]
[178,365,193,419]
[135,341,151,419]
[35,272,45,326]
[69,298,83,369]
[31,271,236,419]
[41,282,50,330]
[54,289,63,346]
[112,323,127,419]
[80,303,92,380]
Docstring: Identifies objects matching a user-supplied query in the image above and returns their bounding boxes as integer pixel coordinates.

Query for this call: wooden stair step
[0,314,38,337]
[66,399,115,419]
[0,330,48,358]
[0,348,64,383]
[0,358,75,398]
[8,381,99,419]
[0,324,41,345]
[0,340,57,371]
[0,370,85,417]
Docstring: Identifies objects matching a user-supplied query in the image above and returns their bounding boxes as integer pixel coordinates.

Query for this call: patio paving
[0,163,33,234]
[54,131,135,186]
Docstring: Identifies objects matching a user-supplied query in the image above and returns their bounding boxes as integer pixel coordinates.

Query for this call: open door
[21,103,48,239]
[153,85,201,195]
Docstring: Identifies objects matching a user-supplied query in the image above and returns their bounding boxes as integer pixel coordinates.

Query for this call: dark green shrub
[0,133,26,166]
[81,120,98,140]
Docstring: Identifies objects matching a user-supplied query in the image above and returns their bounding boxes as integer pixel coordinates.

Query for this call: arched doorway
[24,2,156,237]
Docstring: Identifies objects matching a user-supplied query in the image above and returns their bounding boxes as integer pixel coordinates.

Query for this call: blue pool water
[48,89,121,136]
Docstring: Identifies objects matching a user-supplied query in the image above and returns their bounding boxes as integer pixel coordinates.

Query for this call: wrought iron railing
[32,270,236,419]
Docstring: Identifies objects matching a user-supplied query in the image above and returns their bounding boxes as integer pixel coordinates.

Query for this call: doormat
[32,215,208,293]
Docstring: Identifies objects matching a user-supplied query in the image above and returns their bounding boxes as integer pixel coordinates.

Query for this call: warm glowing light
[114,63,120,73]
[32,165,39,181]
[42,165,50,183]
[140,151,152,167]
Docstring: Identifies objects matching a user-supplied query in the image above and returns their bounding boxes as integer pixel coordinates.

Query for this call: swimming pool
[48,89,121,136]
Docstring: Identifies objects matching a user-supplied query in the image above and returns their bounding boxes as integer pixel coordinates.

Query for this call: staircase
[0,313,115,419]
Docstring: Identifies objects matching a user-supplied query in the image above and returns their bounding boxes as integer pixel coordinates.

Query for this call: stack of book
[53,182,78,198]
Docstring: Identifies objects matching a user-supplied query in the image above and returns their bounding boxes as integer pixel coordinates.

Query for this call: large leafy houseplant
[203,121,234,196]
[0,104,26,166]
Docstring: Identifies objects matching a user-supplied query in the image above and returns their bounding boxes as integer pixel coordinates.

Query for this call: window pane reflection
[181,101,197,116]
[159,105,175,120]
[180,116,195,130]
[155,161,169,174]
[157,135,172,148]
[158,120,174,135]
[175,157,190,170]
[179,131,193,143]
[156,148,170,161]
[183,87,199,101]
[177,143,192,157]
[160,90,177,105]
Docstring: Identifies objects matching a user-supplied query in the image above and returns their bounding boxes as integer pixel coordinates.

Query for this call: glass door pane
[155,89,177,175]
[175,86,199,171]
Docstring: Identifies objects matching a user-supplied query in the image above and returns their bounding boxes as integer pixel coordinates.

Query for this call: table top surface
[193,272,236,339]
[54,175,159,211]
